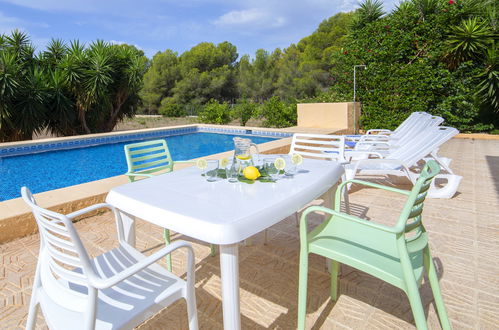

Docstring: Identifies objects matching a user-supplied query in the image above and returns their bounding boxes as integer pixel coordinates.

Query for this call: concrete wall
[297,102,361,132]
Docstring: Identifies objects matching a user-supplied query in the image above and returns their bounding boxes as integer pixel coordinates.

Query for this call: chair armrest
[334,179,410,211]
[66,203,117,219]
[88,240,195,289]
[301,205,401,234]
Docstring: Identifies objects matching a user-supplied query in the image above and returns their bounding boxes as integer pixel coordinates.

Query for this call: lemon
[243,166,261,180]
[220,157,229,168]
[274,157,286,171]
[236,154,251,160]
[291,153,303,166]
[196,159,207,170]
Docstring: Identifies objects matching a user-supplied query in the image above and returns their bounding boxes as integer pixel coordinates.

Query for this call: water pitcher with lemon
[232,137,259,173]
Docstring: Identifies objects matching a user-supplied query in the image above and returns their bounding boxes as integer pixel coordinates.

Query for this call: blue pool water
[0,132,277,201]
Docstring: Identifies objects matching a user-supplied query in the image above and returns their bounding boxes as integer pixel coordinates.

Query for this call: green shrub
[158,99,187,117]
[199,99,232,124]
[232,99,256,126]
[260,97,297,128]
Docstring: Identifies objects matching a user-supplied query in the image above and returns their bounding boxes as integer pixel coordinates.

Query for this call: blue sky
[0,0,398,59]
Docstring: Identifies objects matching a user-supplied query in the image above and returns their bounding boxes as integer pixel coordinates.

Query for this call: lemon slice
[236,154,251,160]
[291,153,303,166]
[196,159,207,170]
[274,157,286,171]
[220,157,229,168]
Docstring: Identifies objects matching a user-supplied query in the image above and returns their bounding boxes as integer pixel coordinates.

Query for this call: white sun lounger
[354,113,444,151]
[344,126,462,198]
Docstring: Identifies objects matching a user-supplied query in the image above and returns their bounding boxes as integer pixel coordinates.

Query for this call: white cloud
[215,9,266,25]
[214,8,286,28]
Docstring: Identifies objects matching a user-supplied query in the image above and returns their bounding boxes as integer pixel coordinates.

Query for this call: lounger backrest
[388,126,459,167]
[290,133,346,163]
[396,114,444,146]
[391,112,428,138]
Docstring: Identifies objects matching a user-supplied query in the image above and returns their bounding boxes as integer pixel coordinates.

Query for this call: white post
[220,244,241,330]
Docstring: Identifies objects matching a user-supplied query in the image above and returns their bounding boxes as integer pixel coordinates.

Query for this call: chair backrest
[124,139,174,182]
[290,133,346,163]
[388,126,459,168]
[21,187,94,313]
[396,160,440,253]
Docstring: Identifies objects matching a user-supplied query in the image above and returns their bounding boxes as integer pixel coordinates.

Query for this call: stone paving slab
[0,138,498,329]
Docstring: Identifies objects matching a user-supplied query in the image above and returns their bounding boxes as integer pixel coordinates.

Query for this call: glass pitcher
[233,137,259,172]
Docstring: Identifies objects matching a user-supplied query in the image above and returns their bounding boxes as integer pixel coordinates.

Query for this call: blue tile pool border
[0,126,292,158]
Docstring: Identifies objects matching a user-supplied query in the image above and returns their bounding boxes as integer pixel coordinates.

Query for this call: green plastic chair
[297,160,451,330]
[124,139,216,271]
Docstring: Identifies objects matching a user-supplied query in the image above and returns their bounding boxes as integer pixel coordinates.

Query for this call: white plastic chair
[289,133,350,218]
[344,126,462,198]
[22,187,198,330]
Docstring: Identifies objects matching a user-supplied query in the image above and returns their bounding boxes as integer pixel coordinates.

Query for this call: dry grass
[33,116,266,140]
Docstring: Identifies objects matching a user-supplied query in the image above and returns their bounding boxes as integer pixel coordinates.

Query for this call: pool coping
[0,124,342,243]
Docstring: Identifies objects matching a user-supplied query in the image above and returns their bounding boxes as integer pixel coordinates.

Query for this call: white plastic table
[106,156,344,329]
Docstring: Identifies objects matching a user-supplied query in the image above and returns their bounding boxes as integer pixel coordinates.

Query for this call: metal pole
[353,65,366,135]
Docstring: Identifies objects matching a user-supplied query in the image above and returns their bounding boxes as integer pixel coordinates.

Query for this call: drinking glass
[205,160,219,182]
[264,158,279,181]
[284,155,297,176]
[226,163,239,183]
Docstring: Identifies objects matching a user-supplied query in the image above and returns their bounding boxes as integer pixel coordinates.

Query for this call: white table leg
[219,244,241,330]
[118,211,136,247]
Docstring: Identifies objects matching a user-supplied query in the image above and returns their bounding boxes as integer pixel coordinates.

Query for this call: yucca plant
[446,17,494,68]
[412,0,440,21]
[352,0,385,29]
[476,46,498,111]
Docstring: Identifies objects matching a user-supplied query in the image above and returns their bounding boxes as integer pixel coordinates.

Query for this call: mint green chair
[124,139,216,271]
[297,160,451,330]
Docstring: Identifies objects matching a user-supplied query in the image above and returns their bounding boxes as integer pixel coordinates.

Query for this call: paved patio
[1,138,498,329]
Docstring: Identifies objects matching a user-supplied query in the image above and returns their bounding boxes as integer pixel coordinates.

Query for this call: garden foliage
[1,0,497,140]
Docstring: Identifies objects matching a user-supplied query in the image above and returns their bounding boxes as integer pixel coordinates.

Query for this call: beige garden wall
[297,102,361,132]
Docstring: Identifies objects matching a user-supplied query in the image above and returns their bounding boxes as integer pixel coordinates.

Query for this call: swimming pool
[0,130,283,201]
